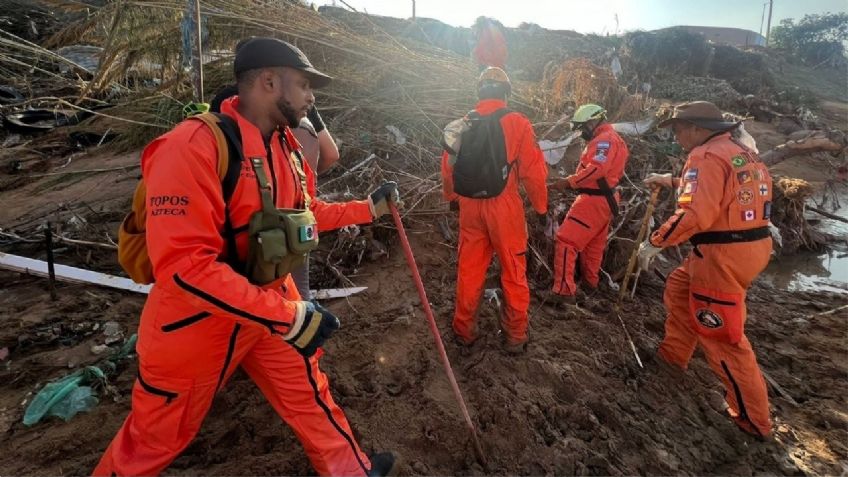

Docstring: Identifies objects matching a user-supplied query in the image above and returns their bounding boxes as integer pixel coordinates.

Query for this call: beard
[580,127,594,141]
[275,96,302,128]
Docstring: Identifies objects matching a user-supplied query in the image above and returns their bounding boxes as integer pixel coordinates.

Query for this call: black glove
[307,105,326,134]
[283,302,340,357]
[369,181,402,218]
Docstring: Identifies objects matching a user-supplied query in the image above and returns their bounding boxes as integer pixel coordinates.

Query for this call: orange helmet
[478,66,510,86]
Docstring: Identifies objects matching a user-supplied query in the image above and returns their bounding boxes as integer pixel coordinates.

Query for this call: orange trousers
[553,196,611,296]
[658,239,772,437]
[93,284,371,476]
[453,196,529,345]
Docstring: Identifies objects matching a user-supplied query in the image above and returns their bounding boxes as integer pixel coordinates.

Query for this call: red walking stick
[390,204,487,465]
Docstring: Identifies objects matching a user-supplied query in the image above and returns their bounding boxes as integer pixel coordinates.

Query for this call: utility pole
[411,0,415,20]
[765,0,774,47]
[759,2,767,37]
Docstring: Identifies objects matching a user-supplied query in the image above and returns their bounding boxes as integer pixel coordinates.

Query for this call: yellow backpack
[117,112,244,284]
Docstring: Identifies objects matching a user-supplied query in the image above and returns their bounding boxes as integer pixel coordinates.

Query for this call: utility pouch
[244,157,318,285]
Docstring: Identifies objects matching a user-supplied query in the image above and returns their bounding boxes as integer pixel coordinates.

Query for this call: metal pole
[389,204,487,466]
[194,0,204,102]
[45,222,57,301]
[411,0,415,19]
[765,0,774,47]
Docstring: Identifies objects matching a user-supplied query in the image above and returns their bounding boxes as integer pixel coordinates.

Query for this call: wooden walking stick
[619,188,661,302]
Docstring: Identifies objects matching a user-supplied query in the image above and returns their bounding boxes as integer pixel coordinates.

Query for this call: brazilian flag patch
[731,155,746,168]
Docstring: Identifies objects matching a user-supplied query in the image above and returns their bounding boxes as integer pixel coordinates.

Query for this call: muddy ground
[1,117,847,475]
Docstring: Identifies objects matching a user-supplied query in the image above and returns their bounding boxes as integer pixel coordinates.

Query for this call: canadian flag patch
[742,210,756,221]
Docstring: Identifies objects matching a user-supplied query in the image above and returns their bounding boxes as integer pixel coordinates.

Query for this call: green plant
[770,12,848,66]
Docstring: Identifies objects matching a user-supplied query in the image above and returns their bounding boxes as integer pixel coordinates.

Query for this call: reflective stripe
[215,323,241,392]
[721,360,764,439]
[172,273,290,333]
[303,356,369,474]
[568,216,591,229]
[161,311,212,332]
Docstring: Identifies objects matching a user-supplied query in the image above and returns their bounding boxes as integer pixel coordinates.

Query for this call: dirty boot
[541,290,576,308]
[367,451,399,477]
[502,337,528,355]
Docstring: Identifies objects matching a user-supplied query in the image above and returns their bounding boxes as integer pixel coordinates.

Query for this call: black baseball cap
[233,37,332,89]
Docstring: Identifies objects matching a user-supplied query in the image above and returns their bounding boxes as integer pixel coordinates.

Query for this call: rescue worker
[95,38,398,476]
[549,104,628,304]
[441,67,548,353]
[638,101,773,438]
[471,16,507,70]
[211,82,363,300]
[290,105,342,299]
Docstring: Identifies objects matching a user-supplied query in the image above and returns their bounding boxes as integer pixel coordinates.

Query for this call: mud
[1,222,847,475]
[1,117,847,475]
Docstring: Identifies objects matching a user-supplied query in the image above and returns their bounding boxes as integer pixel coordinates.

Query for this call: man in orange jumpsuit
[95,38,398,476]
[550,104,628,303]
[638,101,773,438]
[441,67,547,353]
[471,16,507,70]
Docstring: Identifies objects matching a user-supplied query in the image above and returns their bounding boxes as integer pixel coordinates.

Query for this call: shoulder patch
[684,169,698,180]
[596,141,611,150]
[731,155,746,168]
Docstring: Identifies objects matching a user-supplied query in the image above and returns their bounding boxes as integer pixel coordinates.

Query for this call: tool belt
[245,153,318,285]
[689,227,770,246]
[576,177,619,217]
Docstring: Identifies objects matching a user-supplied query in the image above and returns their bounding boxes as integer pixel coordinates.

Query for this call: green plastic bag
[23,366,104,425]
[22,334,138,426]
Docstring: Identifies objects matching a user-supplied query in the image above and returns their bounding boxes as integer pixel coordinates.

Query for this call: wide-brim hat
[658,101,739,131]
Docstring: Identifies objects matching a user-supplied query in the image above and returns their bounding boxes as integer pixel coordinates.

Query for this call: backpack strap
[279,132,312,209]
[190,112,245,271]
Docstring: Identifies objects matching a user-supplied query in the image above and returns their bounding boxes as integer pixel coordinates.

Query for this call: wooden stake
[44,223,57,301]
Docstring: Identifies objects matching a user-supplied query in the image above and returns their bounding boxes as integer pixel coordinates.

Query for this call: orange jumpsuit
[441,99,548,345]
[94,97,374,476]
[553,123,628,296]
[650,132,773,438]
[472,23,507,69]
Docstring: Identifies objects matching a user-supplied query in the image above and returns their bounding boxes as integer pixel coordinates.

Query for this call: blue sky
[316,0,847,36]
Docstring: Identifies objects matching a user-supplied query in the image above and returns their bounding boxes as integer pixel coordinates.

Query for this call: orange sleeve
[143,126,299,335]
[512,117,548,214]
[303,158,372,232]
[441,150,459,202]
[567,136,614,188]
[650,151,727,247]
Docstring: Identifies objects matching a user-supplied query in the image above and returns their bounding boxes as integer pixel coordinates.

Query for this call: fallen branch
[803,303,848,319]
[0,230,117,250]
[760,129,847,167]
[761,370,799,407]
[615,313,643,369]
[529,243,553,277]
[808,206,848,224]
[28,164,139,178]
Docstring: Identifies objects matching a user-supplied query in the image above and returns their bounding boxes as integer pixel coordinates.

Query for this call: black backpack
[452,108,512,199]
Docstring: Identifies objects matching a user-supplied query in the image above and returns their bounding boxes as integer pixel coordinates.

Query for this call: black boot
[367,452,398,477]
